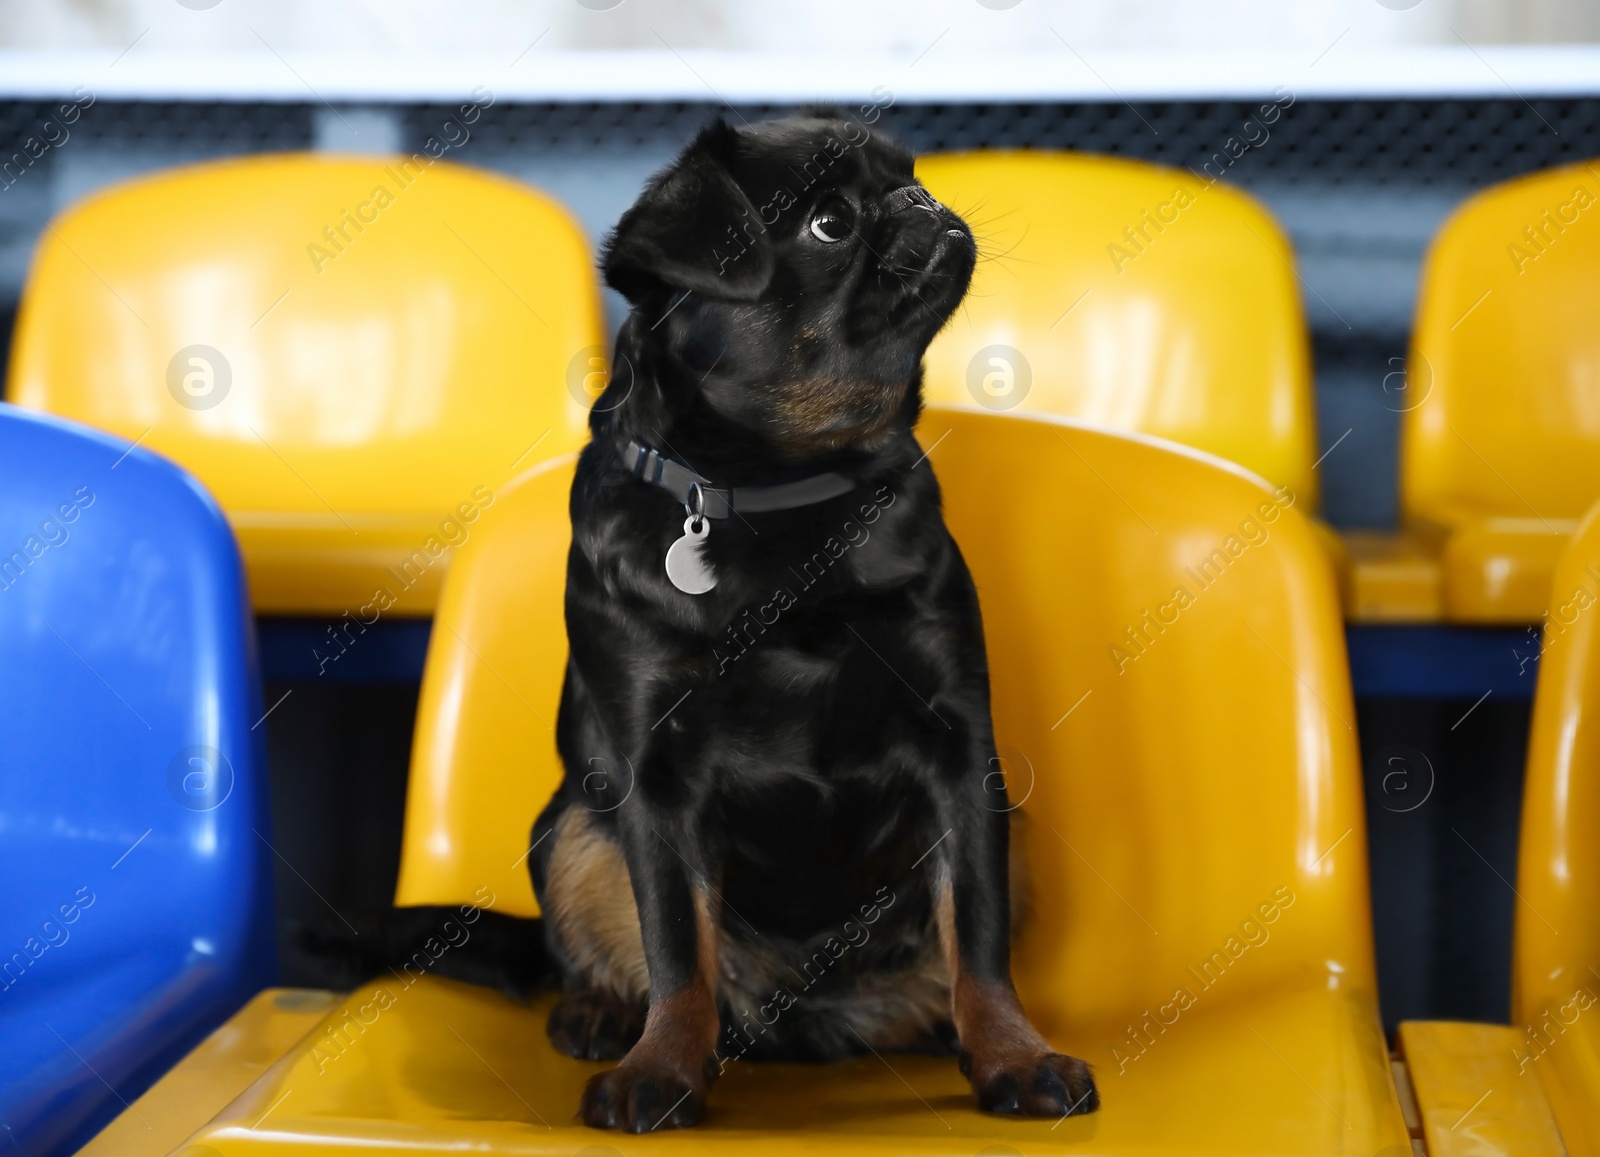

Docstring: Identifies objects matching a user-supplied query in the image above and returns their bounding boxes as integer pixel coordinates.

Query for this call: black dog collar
[619,439,855,521]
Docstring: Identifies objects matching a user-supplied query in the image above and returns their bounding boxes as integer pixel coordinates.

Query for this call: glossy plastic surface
[1400,160,1600,622]
[6,154,603,614]
[373,408,1406,1152]
[78,989,337,1157]
[917,151,1317,505]
[0,404,275,1157]
[1514,494,1600,1156]
[1442,518,1579,621]
[183,978,1397,1155]
[1398,1021,1566,1156]
[1343,530,1444,623]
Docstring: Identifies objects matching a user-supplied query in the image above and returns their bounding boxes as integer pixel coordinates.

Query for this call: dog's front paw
[581,1062,707,1132]
[962,1050,1099,1118]
[547,989,645,1061]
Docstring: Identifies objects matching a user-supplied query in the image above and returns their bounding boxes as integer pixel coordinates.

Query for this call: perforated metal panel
[7,95,1593,183]
[5,95,1600,528]
[405,97,1600,185]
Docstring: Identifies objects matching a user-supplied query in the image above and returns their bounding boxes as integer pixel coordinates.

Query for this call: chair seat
[231,513,473,613]
[1398,1021,1568,1156]
[78,989,338,1157]
[1520,1009,1600,1157]
[163,975,1406,1155]
[1343,530,1444,623]
[1341,520,1579,624]
[1441,518,1578,623]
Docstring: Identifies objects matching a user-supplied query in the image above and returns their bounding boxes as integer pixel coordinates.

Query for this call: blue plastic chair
[0,404,274,1156]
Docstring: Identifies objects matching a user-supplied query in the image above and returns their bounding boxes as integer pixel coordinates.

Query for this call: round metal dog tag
[665,516,716,595]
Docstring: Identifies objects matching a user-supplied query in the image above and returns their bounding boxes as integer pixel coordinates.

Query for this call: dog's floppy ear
[603,120,774,304]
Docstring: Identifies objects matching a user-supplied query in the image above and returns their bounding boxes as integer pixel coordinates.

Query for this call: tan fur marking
[544,807,650,1002]
[772,377,906,455]
[936,880,1052,1081]
[547,806,1038,1059]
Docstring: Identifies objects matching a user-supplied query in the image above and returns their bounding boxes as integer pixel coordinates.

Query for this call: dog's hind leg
[547,987,646,1060]
[537,805,652,1062]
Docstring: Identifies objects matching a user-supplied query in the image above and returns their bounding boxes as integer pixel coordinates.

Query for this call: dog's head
[603,112,976,456]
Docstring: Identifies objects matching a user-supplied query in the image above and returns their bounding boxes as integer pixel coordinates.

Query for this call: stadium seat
[1392,495,1600,1154]
[1395,1020,1567,1155]
[76,989,338,1157]
[110,408,1408,1153]
[916,151,1318,506]
[0,404,274,1156]
[1350,160,1600,623]
[5,154,603,615]
[1513,494,1600,1152]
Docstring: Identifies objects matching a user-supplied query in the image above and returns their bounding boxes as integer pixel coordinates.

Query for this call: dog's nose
[885,184,941,215]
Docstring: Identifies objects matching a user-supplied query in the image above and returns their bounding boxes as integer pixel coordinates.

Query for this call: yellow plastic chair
[916,151,1317,507]
[76,989,339,1157]
[6,154,602,614]
[1391,499,1600,1156]
[1513,495,1600,1151]
[111,408,1406,1154]
[1355,160,1600,623]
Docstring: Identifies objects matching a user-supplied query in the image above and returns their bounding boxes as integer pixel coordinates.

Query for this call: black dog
[529,111,1099,1132]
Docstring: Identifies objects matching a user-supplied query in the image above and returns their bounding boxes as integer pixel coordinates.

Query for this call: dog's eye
[809,208,851,243]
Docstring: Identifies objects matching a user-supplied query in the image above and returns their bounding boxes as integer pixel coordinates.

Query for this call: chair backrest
[1515,495,1600,1022]
[1514,496,1600,1138]
[1403,161,1600,533]
[395,408,1373,1031]
[0,403,273,1156]
[917,150,1317,505]
[6,154,604,614]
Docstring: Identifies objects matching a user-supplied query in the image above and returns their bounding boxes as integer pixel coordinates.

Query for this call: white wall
[1,0,1595,55]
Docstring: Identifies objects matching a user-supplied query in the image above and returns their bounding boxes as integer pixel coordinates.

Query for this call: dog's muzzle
[884,185,942,215]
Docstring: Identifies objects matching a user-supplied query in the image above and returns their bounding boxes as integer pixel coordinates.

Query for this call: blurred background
[4,0,1596,1053]
[4,0,1600,51]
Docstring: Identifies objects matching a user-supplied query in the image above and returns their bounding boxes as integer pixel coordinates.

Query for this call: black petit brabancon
[527,110,1099,1133]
